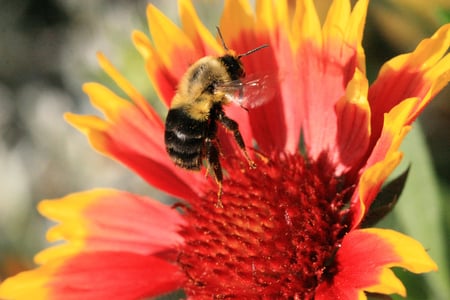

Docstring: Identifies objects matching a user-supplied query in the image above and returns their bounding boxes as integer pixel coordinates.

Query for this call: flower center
[178,153,353,299]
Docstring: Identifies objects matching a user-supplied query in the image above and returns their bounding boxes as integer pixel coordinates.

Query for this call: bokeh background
[0,1,448,299]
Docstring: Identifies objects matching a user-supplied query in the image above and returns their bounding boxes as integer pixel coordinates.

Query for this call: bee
[164,27,268,206]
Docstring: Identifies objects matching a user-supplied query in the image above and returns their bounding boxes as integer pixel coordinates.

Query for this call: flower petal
[351,150,403,229]
[131,30,177,106]
[334,68,371,174]
[134,3,216,107]
[255,0,302,153]
[84,54,206,199]
[292,0,322,49]
[96,52,158,121]
[256,0,289,34]
[0,189,187,299]
[220,0,281,152]
[34,189,185,264]
[316,228,437,299]
[0,267,50,300]
[295,0,368,166]
[221,0,254,40]
[323,0,367,72]
[368,24,450,148]
[0,252,184,300]
[66,81,206,200]
[351,98,419,226]
[143,3,218,107]
[221,0,302,153]
[179,0,222,55]
[146,4,195,78]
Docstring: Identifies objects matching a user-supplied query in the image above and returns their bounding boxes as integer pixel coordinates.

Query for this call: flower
[1,0,448,299]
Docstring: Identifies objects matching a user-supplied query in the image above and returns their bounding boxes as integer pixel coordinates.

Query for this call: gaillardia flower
[1,0,448,299]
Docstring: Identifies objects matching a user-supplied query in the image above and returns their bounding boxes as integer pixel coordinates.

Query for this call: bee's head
[215,27,267,81]
[219,54,245,80]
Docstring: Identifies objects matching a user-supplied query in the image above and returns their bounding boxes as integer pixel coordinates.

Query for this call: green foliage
[380,124,449,300]
[436,6,450,25]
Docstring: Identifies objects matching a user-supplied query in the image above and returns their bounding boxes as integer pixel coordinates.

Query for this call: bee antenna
[216,26,229,51]
[216,26,268,57]
[237,44,269,59]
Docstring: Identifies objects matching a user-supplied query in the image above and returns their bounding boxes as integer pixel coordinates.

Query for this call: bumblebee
[164,27,268,206]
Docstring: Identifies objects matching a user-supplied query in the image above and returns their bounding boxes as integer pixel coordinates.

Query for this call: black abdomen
[164,108,207,170]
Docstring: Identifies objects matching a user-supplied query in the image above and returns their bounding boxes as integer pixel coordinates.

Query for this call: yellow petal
[82,82,133,122]
[378,99,416,155]
[179,0,222,55]
[365,268,406,297]
[373,24,450,120]
[357,150,404,223]
[323,0,351,41]
[362,228,438,296]
[344,0,368,72]
[96,52,153,118]
[221,0,254,42]
[322,0,368,74]
[426,52,450,98]
[364,228,438,273]
[352,99,421,226]
[35,244,83,265]
[33,190,111,264]
[407,23,450,70]
[292,0,322,49]
[256,0,289,34]
[131,30,153,60]
[64,113,109,135]
[0,267,53,300]
[146,4,194,68]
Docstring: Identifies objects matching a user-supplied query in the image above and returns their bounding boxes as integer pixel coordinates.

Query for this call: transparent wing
[215,74,276,110]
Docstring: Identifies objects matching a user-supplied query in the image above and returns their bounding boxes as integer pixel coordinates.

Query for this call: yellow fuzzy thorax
[170,56,233,121]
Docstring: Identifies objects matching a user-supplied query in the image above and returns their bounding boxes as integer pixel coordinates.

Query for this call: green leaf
[436,6,450,25]
[383,123,449,299]
[361,167,410,228]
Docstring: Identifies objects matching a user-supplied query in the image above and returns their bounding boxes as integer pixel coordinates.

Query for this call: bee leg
[219,114,256,169]
[205,138,224,208]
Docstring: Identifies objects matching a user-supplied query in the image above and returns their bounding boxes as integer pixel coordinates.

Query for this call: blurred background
[0,0,448,299]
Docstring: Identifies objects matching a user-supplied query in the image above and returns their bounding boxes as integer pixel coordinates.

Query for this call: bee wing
[215,74,276,109]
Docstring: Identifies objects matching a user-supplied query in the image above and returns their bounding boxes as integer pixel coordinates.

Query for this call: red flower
[1,0,447,299]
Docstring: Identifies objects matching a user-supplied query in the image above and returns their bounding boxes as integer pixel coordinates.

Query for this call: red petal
[50,252,184,300]
[36,189,186,264]
[297,40,357,164]
[249,36,297,153]
[349,98,417,226]
[316,228,437,299]
[220,1,297,153]
[83,191,186,254]
[316,230,397,297]
[66,87,206,200]
[0,252,185,300]
[334,69,371,174]
[296,0,367,166]
[368,24,450,150]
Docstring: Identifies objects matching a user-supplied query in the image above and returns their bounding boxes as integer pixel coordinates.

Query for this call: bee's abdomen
[164,108,206,170]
